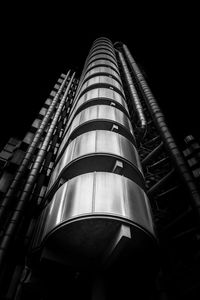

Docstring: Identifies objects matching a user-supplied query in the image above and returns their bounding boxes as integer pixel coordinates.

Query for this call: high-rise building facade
[0,37,199,300]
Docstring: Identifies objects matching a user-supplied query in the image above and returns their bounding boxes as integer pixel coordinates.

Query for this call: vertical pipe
[116,50,147,135]
[122,43,200,221]
[0,71,71,226]
[0,73,75,269]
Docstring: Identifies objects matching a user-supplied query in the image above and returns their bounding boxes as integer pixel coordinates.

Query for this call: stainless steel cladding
[86,60,119,74]
[89,50,116,61]
[46,130,144,197]
[31,37,157,269]
[70,87,129,117]
[58,105,135,155]
[84,66,122,84]
[79,75,125,98]
[90,47,116,57]
[87,54,117,66]
[32,172,155,267]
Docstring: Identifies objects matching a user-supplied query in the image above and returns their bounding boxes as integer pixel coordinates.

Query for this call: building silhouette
[0,37,199,300]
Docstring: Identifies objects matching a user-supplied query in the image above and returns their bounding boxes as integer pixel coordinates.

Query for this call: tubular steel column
[116,49,146,135]
[0,71,71,227]
[0,73,75,269]
[121,43,200,221]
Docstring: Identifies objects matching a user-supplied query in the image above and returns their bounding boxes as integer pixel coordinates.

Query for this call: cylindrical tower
[1,36,200,300]
[31,37,157,272]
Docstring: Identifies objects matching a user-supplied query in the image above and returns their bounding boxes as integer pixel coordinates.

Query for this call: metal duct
[122,43,200,220]
[116,50,147,135]
[0,70,71,226]
[0,74,76,268]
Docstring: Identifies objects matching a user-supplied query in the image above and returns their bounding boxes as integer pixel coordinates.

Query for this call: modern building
[0,37,199,300]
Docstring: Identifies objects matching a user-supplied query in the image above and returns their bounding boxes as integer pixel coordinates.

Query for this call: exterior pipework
[0,70,71,227]
[31,38,157,270]
[116,50,147,135]
[0,73,76,269]
[122,43,200,221]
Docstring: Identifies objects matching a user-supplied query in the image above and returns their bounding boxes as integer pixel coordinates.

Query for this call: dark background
[0,3,199,150]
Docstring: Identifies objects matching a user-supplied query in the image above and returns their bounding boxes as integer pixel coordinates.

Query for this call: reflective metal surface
[29,38,158,273]
[93,41,113,48]
[47,130,143,193]
[69,104,133,136]
[93,37,112,43]
[89,50,116,61]
[84,66,121,84]
[57,105,134,157]
[87,54,117,66]
[71,87,129,118]
[79,75,124,98]
[89,46,115,56]
[117,50,147,133]
[32,172,156,259]
[92,40,114,48]
[86,59,119,74]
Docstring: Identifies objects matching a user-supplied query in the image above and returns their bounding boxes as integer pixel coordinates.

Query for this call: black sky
[0,3,199,149]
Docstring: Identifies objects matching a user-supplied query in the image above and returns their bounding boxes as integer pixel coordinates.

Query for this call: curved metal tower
[0,37,199,300]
